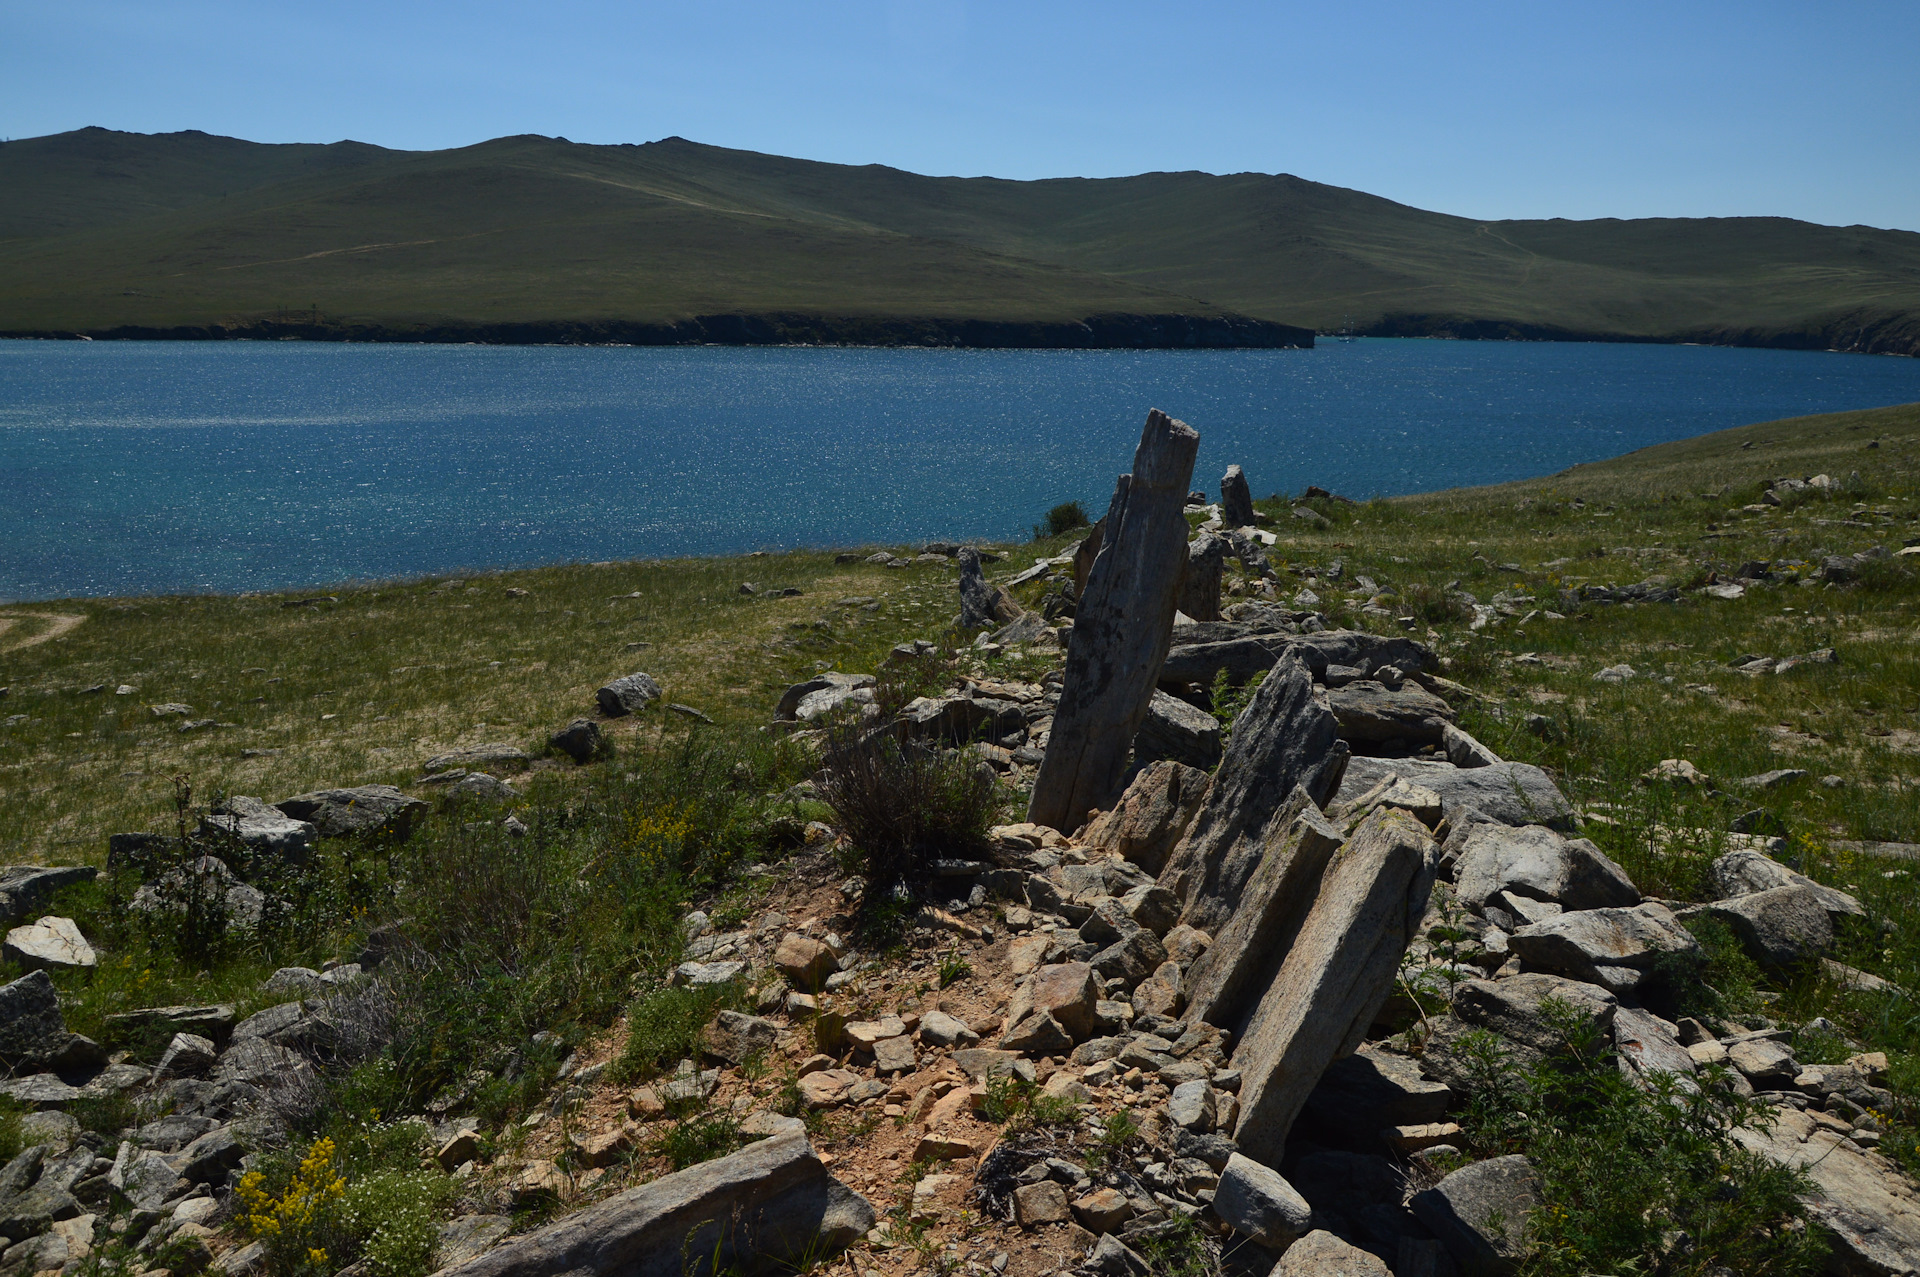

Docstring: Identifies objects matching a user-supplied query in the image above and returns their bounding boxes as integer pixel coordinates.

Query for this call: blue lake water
[4,339,1920,602]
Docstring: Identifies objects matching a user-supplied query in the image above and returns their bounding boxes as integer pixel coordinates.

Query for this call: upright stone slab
[1176,531,1229,623]
[1229,807,1438,1166]
[1078,760,1210,876]
[1071,518,1106,599]
[957,548,1019,630]
[1220,464,1257,528]
[1028,411,1200,832]
[1155,654,1349,935]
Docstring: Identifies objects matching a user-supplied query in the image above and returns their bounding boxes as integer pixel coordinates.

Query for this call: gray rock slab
[0,867,98,928]
[1736,1106,1920,1276]
[1705,885,1836,967]
[2,917,95,971]
[1710,849,1863,919]
[1410,1154,1540,1276]
[1220,464,1256,529]
[1337,757,1575,832]
[1507,902,1697,983]
[1212,1152,1310,1249]
[274,785,428,839]
[1453,824,1638,913]
[596,672,662,717]
[431,1130,873,1277]
[0,971,70,1068]
[1328,680,1457,745]
[1299,1043,1452,1138]
[1272,1230,1392,1276]
[1452,973,1617,1060]
[1133,691,1222,771]
[1078,761,1210,877]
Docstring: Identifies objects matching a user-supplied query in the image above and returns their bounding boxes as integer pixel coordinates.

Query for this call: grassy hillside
[1,128,1917,352]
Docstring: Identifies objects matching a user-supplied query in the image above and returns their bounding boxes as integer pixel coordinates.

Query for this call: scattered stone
[549,719,607,763]
[1271,1230,1391,1276]
[700,1011,780,1065]
[596,672,662,717]
[274,785,429,839]
[1508,902,1698,989]
[2,917,95,970]
[1013,1179,1072,1227]
[1212,1152,1311,1249]
[1452,824,1639,913]
[1335,757,1575,832]
[1705,886,1836,967]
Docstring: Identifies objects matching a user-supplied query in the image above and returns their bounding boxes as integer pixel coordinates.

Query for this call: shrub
[610,979,750,1082]
[816,724,994,915]
[656,1113,743,1169]
[1206,669,1266,741]
[1033,501,1090,540]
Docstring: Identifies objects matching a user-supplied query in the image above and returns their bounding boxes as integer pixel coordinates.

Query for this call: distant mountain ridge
[0,126,1915,354]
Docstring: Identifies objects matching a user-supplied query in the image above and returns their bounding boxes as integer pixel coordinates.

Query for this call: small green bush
[1033,501,1090,540]
[656,1113,743,1169]
[610,980,749,1082]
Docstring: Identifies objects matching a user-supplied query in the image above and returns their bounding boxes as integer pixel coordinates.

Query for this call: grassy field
[1,127,1917,352]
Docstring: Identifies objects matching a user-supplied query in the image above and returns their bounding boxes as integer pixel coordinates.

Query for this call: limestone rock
[0,970,76,1069]
[1336,757,1575,832]
[1442,723,1502,768]
[1507,902,1697,988]
[155,1032,218,1079]
[199,797,315,868]
[1453,824,1639,913]
[1220,465,1257,528]
[1157,655,1349,936]
[1134,691,1222,770]
[1078,761,1209,877]
[1212,1152,1311,1249]
[431,1131,873,1277]
[1028,410,1200,831]
[596,672,662,717]
[274,785,429,839]
[2,917,95,971]
[1410,1154,1540,1276]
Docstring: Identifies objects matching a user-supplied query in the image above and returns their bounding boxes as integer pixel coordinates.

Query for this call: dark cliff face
[13,312,1317,350]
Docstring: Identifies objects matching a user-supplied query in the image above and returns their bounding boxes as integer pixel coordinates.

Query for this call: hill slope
[1,127,1917,353]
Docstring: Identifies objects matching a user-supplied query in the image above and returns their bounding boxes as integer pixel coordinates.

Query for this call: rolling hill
[1,126,1917,353]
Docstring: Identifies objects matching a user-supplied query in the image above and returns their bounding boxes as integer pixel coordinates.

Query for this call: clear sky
[4,1,1917,231]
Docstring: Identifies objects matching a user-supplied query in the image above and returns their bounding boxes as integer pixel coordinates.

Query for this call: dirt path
[0,611,86,653]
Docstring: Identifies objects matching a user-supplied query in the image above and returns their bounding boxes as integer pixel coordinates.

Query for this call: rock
[1229,808,1438,1164]
[1160,634,1305,687]
[1088,1233,1153,1277]
[596,672,662,717]
[1029,409,1201,831]
[0,1072,82,1107]
[1156,655,1350,935]
[103,1005,235,1052]
[1078,761,1210,877]
[1451,974,1617,1061]
[700,1011,780,1065]
[1132,963,1184,1018]
[1735,1104,1920,1275]
[1181,789,1345,1030]
[423,744,531,772]
[1705,886,1836,966]
[1133,691,1223,770]
[795,1069,860,1108]
[0,867,98,927]
[1220,465,1257,528]
[958,548,1020,629]
[873,1037,917,1074]
[1013,1180,1072,1227]
[112,1147,186,1211]
[773,934,838,990]
[1442,723,1501,769]
[1167,1079,1216,1131]
[1212,1152,1311,1249]
[199,797,315,868]
[1452,824,1639,913]
[1073,1186,1133,1233]
[1641,758,1712,788]
[1337,774,1444,828]
[913,1134,975,1162]
[129,855,267,931]
[433,1131,873,1277]
[549,719,607,763]
[155,1033,218,1079]
[1300,1044,1452,1140]
[1328,680,1457,745]
[2,917,94,970]
[1709,850,1863,920]
[917,1011,979,1049]
[436,1217,513,1270]
[739,1112,806,1141]
[1727,1037,1798,1087]
[1505,902,1696,989]
[774,672,875,722]
[1410,1155,1540,1276]
[1005,963,1101,1043]
[1273,1230,1392,1276]
[0,970,76,1069]
[274,785,429,838]
[1177,530,1230,623]
[1612,1006,1695,1084]
[176,1125,246,1184]
[449,771,520,801]
[1336,757,1575,832]
[1091,930,1168,985]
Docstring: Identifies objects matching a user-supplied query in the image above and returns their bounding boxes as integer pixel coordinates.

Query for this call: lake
[5,339,1920,602]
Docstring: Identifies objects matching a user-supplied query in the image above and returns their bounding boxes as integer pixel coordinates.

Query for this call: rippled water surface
[5,339,1920,601]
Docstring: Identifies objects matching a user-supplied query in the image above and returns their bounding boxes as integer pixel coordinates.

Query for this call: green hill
[2,126,1917,353]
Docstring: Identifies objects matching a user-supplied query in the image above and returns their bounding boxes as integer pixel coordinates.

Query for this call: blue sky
[4,1,1917,230]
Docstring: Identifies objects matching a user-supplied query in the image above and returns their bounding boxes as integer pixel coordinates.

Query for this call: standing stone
[1229,807,1438,1165]
[1177,531,1229,623]
[1220,465,1257,529]
[1155,655,1349,935]
[1028,411,1200,831]
[1078,761,1210,876]
[958,548,1019,630]
[1070,518,1107,600]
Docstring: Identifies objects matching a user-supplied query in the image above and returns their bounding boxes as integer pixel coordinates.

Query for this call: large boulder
[0,971,85,1070]
[1159,635,1309,687]
[1003,963,1100,1044]
[1410,1155,1541,1276]
[1156,654,1349,936]
[1288,629,1437,676]
[1078,761,1210,876]
[1507,902,1698,990]
[1228,807,1438,1164]
[1736,1104,1920,1275]
[274,786,429,839]
[1327,680,1458,746]
[1220,465,1257,529]
[1028,410,1200,831]
[1212,1152,1311,1249]
[2,918,95,971]
[1337,757,1576,832]
[958,548,1020,629]
[1176,530,1229,623]
[432,1131,872,1277]
[1451,973,1618,1062]
[1704,886,1835,967]
[1453,824,1639,913]
[1298,1043,1452,1143]
[1710,849,1863,920]
[1133,691,1222,770]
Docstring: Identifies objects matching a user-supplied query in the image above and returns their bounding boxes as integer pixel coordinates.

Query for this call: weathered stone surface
[1157,655,1349,935]
[1167,1079,1217,1132]
[0,867,98,927]
[773,672,874,722]
[1073,1186,1133,1233]
[1177,530,1229,623]
[1005,963,1100,1043]
[917,1011,979,1049]
[548,719,607,763]
[1159,635,1306,687]
[1091,930,1168,985]
[1213,1152,1311,1249]
[1273,1230,1392,1276]
[1013,1179,1072,1226]
[155,1032,218,1078]
[1134,691,1222,770]
[1181,789,1344,1030]
[700,1011,780,1065]
[437,1216,514,1270]
[200,797,316,867]
[0,970,73,1068]
[1299,1044,1452,1139]
[1132,961,1184,1018]
[1290,629,1436,676]
[1451,974,1617,1060]
[1612,1006,1695,1084]
[423,744,531,773]
[1706,885,1835,967]
[958,548,1020,629]
[596,672,662,717]
[1727,1037,1797,1086]
[773,934,838,990]
[1710,849,1863,919]
[1229,808,1438,1164]
[1220,465,1257,528]
[103,1004,235,1051]
[433,1131,873,1277]
[1410,1155,1540,1276]
[1508,902,1698,985]
[1078,761,1210,876]
[1029,410,1200,831]
[274,785,429,839]
[1442,722,1502,769]
[1736,1105,1920,1275]
[1328,680,1458,745]
[1336,757,1575,832]
[3,917,95,971]
[1453,825,1639,913]
[795,1069,861,1108]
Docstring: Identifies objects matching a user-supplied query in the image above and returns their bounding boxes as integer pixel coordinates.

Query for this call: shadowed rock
[958,548,1020,629]
[1177,531,1229,622]
[1029,411,1200,831]
[1220,465,1256,528]
[1078,761,1210,877]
